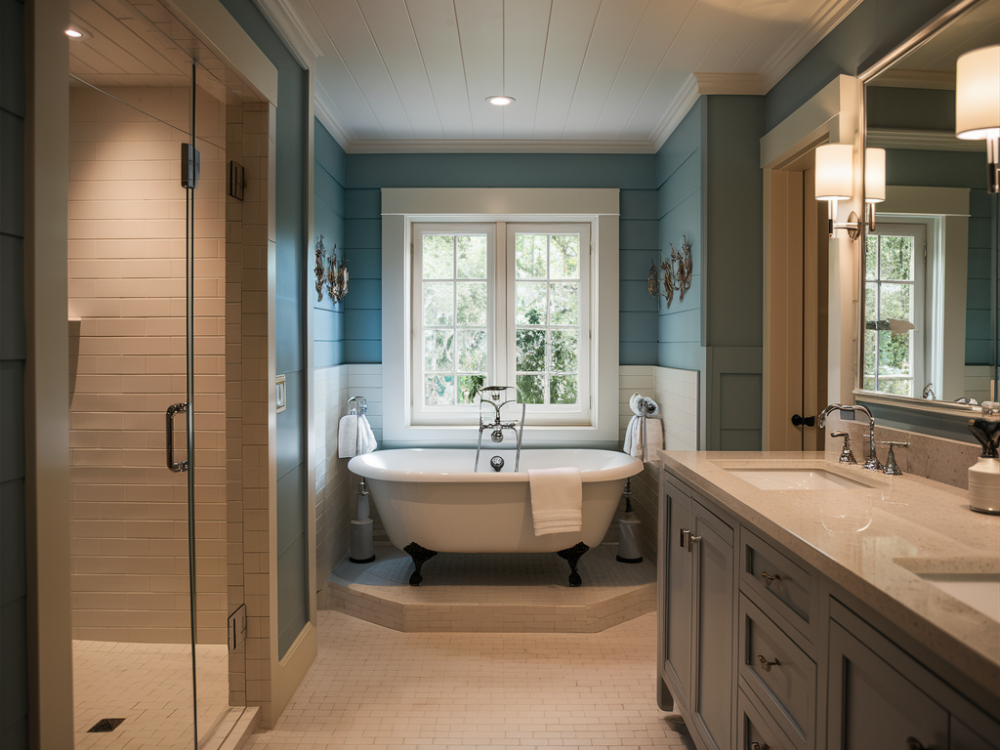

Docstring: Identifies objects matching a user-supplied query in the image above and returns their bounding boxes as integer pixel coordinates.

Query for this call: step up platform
[323,543,656,633]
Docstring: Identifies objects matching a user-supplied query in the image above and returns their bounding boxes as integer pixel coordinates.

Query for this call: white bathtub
[347,448,643,585]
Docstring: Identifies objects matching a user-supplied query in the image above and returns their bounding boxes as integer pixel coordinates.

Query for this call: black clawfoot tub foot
[403,542,437,586]
[557,542,590,587]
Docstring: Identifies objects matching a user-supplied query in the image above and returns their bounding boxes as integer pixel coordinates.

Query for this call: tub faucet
[475,386,526,472]
[818,403,883,471]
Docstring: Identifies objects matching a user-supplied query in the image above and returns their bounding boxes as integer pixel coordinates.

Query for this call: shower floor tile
[72,640,232,750]
[246,609,694,750]
[324,543,656,632]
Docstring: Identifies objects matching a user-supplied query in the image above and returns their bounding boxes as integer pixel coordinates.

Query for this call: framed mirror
[858,0,999,428]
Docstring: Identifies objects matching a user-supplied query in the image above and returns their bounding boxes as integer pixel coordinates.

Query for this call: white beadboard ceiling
[276,0,864,152]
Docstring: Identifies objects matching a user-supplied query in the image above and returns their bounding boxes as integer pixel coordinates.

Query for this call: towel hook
[348,395,368,416]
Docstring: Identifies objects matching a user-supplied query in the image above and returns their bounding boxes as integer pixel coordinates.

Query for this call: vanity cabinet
[658,466,1000,750]
[659,474,735,750]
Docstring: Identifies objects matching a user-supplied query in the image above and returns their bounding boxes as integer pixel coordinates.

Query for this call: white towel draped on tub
[623,392,663,461]
[338,411,377,458]
[527,468,583,536]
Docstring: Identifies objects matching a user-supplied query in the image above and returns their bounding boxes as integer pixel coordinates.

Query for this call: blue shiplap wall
[314,121,347,368]
[0,0,28,746]
[655,100,705,373]
[765,0,956,131]
[654,96,766,450]
[219,0,310,660]
[341,153,660,365]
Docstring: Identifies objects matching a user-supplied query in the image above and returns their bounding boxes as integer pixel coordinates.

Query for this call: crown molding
[867,128,985,152]
[693,73,767,95]
[252,0,323,69]
[760,0,865,91]
[314,85,351,149]
[867,69,956,90]
[651,74,700,152]
[343,138,656,154]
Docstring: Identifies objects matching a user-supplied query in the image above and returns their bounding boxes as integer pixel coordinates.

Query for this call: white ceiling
[273,0,864,152]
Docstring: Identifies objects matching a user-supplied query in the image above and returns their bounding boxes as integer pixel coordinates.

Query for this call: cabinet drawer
[738,686,796,750]
[739,594,816,750]
[740,529,816,644]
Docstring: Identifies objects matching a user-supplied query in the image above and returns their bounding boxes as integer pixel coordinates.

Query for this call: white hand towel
[338,412,378,458]
[624,414,663,461]
[528,468,583,536]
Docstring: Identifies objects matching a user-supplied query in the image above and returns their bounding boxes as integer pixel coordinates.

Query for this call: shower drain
[87,718,125,733]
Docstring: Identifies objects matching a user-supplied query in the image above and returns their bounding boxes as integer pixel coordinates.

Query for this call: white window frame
[504,223,592,424]
[381,188,620,448]
[410,223,497,425]
[864,221,926,398]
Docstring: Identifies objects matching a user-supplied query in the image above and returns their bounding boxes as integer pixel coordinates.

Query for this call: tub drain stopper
[490,456,505,472]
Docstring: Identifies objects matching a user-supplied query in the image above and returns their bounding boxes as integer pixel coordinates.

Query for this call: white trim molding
[252,0,324,68]
[867,128,985,153]
[381,188,620,449]
[693,73,768,96]
[651,74,701,152]
[346,138,657,154]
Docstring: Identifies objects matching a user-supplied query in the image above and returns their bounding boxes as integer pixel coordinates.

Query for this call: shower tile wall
[67,86,227,644]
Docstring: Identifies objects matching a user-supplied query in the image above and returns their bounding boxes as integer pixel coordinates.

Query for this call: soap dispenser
[967,402,1000,515]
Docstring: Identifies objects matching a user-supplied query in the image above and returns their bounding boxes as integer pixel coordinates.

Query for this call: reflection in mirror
[862,0,999,405]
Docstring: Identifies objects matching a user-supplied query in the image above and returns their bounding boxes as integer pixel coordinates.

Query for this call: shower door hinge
[228,603,247,651]
[181,143,200,189]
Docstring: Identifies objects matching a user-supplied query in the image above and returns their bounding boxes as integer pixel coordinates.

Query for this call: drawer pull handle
[760,571,782,587]
[680,529,691,548]
[751,743,770,750]
[689,535,703,545]
[906,739,925,750]
[757,654,781,672]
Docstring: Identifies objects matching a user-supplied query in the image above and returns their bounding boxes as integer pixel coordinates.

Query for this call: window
[863,222,926,397]
[411,222,592,426]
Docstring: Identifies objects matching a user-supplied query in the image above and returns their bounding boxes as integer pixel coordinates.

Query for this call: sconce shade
[815,144,854,201]
[956,45,1000,140]
[865,148,886,203]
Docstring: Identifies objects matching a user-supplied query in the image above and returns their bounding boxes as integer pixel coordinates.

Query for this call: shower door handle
[166,402,189,473]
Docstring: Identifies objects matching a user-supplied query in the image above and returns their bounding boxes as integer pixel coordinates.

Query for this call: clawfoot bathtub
[347,449,643,586]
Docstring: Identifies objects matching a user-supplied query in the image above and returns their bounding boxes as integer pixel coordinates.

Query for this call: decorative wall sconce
[647,236,693,309]
[314,235,349,303]
[956,45,1000,194]
[814,143,885,239]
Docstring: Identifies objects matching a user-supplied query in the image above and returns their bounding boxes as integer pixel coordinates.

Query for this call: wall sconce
[313,235,349,303]
[956,45,1000,194]
[864,147,885,232]
[814,144,885,239]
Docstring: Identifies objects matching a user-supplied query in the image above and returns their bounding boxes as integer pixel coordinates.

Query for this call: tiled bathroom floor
[73,640,232,749]
[246,609,695,750]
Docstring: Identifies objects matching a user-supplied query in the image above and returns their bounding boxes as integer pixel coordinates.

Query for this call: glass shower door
[67,1,244,746]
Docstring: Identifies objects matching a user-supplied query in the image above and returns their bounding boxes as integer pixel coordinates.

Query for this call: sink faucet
[818,403,883,472]
[474,386,526,472]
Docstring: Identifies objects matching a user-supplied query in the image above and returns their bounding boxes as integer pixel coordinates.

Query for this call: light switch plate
[275,374,286,413]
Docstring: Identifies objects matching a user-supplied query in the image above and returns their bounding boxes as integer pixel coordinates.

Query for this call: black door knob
[791,414,816,427]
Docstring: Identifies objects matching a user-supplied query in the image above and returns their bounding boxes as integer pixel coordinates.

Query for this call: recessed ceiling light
[65,26,91,39]
[487,96,515,106]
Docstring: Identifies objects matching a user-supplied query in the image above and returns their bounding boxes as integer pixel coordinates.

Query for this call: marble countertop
[658,450,1000,701]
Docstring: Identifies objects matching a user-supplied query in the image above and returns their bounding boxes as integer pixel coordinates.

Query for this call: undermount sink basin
[729,468,870,491]
[918,574,1000,623]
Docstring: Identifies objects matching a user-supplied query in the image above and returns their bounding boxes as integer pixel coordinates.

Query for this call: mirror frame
[855,0,998,439]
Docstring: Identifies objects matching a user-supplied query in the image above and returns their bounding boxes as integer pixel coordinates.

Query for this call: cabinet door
[828,621,949,750]
[951,717,1000,750]
[691,503,735,750]
[663,483,694,710]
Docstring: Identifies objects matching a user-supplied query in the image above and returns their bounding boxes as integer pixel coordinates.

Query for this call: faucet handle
[879,441,907,476]
[830,431,857,465]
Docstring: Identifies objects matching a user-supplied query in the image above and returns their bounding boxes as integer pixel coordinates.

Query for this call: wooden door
[766,166,828,450]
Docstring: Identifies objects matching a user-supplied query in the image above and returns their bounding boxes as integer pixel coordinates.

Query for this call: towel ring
[348,395,368,416]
